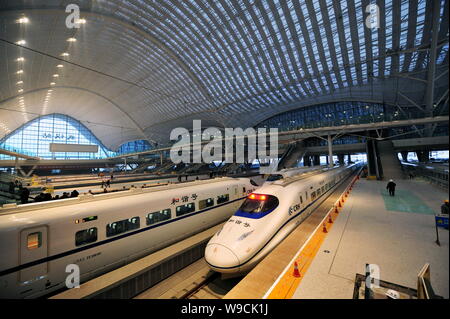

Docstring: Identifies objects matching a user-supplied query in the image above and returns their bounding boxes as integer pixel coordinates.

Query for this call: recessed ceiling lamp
[76,18,86,24]
[50,82,56,86]
[52,74,59,78]
[56,64,64,68]
[16,57,25,62]
[67,37,77,42]
[17,17,29,24]
[18,89,23,93]
[61,52,69,57]
[16,81,23,85]
[16,40,26,45]
[16,70,23,74]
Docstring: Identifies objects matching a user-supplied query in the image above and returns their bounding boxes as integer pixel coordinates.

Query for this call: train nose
[205,244,240,270]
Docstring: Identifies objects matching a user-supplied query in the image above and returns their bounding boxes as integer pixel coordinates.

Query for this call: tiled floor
[292,178,449,299]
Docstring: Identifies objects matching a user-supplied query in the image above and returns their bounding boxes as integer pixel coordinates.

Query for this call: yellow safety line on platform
[266,176,359,299]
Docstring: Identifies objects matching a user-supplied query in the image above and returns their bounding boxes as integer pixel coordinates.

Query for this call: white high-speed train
[0,177,257,298]
[205,164,359,275]
[264,165,327,183]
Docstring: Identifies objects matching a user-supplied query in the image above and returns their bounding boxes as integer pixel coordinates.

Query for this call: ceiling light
[16,70,23,74]
[18,89,23,93]
[16,57,25,62]
[48,89,53,92]
[76,18,86,24]
[61,52,69,57]
[16,81,23,85]
[17,17,29,24]
[67,37,77,42]
[16,40,26,45]
[56,64,64,68]
[52,74,59,78]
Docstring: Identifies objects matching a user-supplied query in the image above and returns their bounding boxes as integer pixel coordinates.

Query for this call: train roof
[0,177,247,216]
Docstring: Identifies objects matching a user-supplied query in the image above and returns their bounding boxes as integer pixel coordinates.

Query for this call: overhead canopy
[0,0,448,150]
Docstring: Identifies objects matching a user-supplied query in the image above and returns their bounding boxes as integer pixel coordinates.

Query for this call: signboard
[435,215,449,229]
[49,143,98,153]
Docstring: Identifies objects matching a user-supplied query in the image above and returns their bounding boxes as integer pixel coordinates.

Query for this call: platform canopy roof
[0,0,448,150]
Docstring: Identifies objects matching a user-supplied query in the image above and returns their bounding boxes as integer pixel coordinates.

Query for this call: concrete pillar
[303,155,311,167]
[338,154,345,165]
[313,155,320,166]
[327,134,333,168]
[347,154,352,163]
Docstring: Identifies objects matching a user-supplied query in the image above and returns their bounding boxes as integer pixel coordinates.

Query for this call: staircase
[277,141,306,170]
[377,140,404,180]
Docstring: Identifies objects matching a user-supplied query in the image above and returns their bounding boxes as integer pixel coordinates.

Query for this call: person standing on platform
[386,179,396,196]
[441,200,449,215]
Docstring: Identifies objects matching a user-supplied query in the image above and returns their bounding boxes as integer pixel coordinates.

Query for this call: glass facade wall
[117,140,153,154]
[0,114,116,159]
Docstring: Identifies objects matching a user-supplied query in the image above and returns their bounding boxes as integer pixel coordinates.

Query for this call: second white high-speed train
[205,164,359,275]
[0,177,257,298]
[264,165,327,183]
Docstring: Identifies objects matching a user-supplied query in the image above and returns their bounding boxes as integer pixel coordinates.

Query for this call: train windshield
[266,174,283,182]
[234,194,279,219]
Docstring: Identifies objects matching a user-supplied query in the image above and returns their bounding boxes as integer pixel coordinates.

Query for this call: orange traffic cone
[334,206,339,214]
[293,261,301,278]
[328,214,333,223]
[322,223,328,233]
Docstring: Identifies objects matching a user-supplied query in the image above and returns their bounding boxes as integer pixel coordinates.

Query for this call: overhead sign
[49,143,98,153]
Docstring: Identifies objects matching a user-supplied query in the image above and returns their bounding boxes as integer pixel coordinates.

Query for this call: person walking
[386,179,397,196]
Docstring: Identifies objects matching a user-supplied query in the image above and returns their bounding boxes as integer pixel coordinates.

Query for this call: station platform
[291,178,449,299]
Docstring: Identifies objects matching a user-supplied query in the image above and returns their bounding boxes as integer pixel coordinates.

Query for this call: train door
[19,226,48,282]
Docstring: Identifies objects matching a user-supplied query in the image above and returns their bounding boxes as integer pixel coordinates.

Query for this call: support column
[347,154,352,163]
[400,151,409,162]
[425,0,441,136]
[313,155,320,166]
[303,155,311,167]
[416,150,430,163]
[338,154,345,165]
[327,134,334,168]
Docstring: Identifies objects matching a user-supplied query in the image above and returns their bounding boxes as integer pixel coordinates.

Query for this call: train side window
[106,217,140,237]
[311,191,316,201]
[305,191,308,200]
[316,188,321,196]
[27,232,42,250]
[147,209,171,225]
[75,228,98,246]
[299,195,303,204]
[176,203,196,217]
[321,186,325,193]
[199,198,214,210]
[243,187,246,194]
[217,194,229,204]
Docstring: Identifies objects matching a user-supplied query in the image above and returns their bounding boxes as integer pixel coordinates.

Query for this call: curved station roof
[0,0,448,150]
